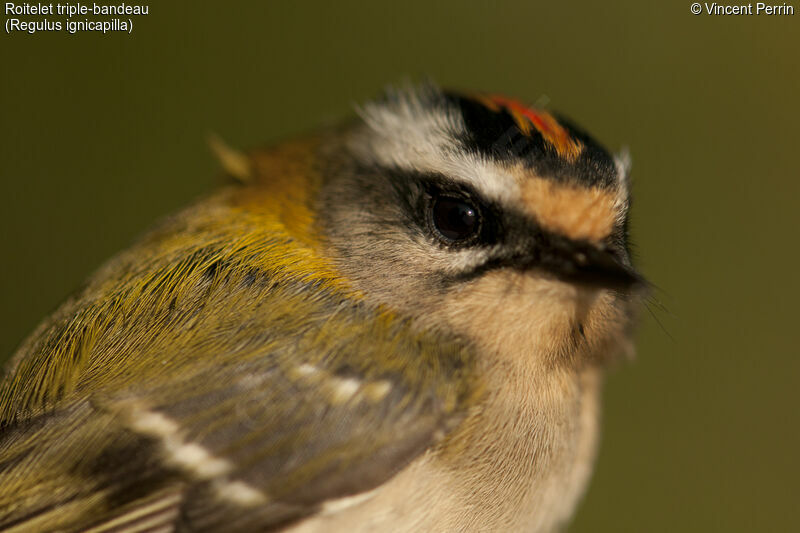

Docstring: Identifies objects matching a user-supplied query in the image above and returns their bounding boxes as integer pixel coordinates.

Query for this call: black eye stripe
[349,164,635,286]
[377,166,506,248]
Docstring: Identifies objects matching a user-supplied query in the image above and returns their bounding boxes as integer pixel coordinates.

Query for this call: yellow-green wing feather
[0,179,479,532]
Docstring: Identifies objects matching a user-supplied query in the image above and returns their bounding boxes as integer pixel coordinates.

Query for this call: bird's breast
[287,364,603,532]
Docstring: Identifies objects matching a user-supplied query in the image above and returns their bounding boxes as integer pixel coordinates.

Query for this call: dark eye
[431,195,481,243]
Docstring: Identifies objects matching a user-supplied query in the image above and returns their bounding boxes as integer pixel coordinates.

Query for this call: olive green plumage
[0,143,479,531]
[0,85,640,532]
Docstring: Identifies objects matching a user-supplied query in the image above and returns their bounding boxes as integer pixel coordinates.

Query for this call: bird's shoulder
[0,185,481,531]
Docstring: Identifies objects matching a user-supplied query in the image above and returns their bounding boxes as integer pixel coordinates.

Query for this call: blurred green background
[1,1,798,531]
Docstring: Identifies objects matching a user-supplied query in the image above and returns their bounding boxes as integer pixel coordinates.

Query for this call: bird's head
[312,84,642,367]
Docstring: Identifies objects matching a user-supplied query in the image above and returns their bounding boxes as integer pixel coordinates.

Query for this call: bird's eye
[430,195,481,243]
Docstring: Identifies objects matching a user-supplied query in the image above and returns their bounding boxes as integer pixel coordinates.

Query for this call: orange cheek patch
[520,177,618,242]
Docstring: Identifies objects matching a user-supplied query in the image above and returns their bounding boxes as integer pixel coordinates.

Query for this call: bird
[0,83,642,532]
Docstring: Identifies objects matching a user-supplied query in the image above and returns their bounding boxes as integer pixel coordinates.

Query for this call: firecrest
[0,84,642,532]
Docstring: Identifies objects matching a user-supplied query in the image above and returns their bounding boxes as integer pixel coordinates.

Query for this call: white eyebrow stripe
[426,151,520,205]
[353,99,521,206]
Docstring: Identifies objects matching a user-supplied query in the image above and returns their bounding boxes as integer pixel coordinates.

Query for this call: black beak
[538,236,643,291]
[447,233,644,291]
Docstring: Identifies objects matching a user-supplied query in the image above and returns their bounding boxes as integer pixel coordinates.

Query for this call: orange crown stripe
[476,94,583,163]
